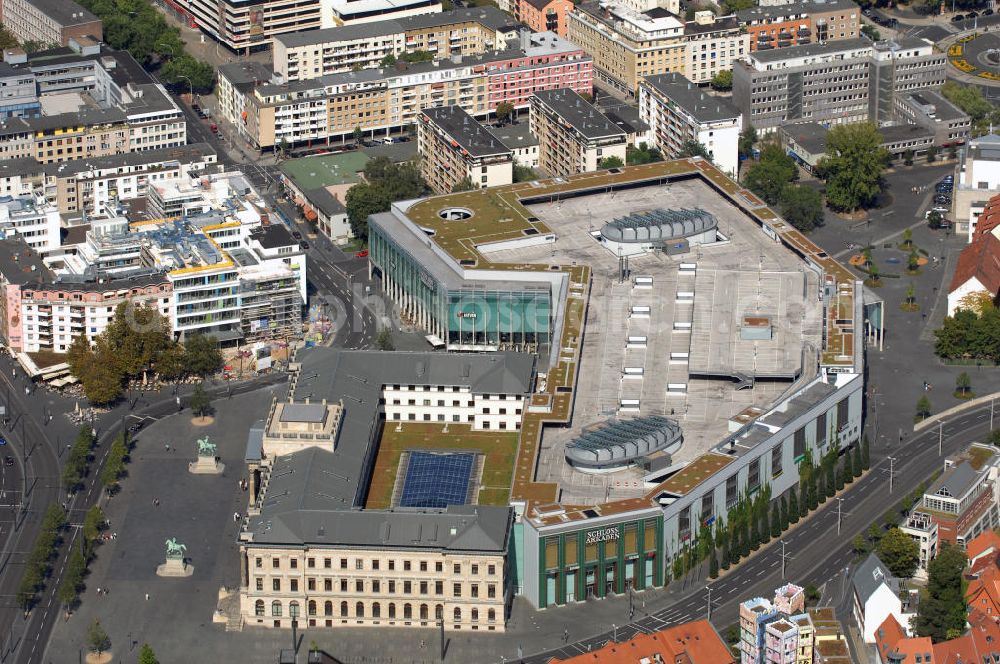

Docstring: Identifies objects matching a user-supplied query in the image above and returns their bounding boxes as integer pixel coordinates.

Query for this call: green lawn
[366,423,518,509]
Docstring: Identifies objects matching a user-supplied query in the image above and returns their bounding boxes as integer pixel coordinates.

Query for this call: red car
[355,250,369,258]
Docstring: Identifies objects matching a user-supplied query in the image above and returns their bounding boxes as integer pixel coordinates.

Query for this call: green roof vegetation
[279,152,371,191]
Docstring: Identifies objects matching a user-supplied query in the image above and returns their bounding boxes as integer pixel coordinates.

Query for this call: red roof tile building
[948,232,1000,315]
[546,619,735,664]
[875,610,1000,664]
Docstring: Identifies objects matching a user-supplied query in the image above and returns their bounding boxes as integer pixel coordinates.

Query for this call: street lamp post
[177,75,194,101]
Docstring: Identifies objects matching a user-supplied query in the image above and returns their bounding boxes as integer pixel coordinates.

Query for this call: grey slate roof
[247,444,512,550]
[642,73,741,123]
[852,553,897,606]
[0,237,54,285]
[40,143,216,177]
[306,187,346,218]
[735,0,855,23]
[218,61,273,92]
[532,89,625,141]
[23,0,100,28]
[245,420,265,462]
[421,105,511,158]
[280,403,328,423]
[928,460,980,499]
[491,121,538,151]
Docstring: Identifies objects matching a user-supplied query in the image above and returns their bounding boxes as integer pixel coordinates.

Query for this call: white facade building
[956,134,1000,240]
[639,72,742,178]
[0,196,60,251]
[852,553,914,643]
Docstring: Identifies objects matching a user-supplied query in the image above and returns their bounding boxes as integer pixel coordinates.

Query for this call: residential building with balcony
[899,510,938,575]
[418,106,513,193]
[225,31,592,151]
[919,443,1000,547]
[1,0,102,48]
[567,1,749,94]
[639,72,742,178]
[953,134,1000,240]
[272,7,520,83]
[735,0,858,53]
[530,88,627,176]
[739,584,814,664]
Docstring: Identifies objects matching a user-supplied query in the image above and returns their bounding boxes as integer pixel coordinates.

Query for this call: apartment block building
[418,106,513,193]
[733,37,945,133]
[0,196,59,252]
[739,584,814,664]
[0,46,185,163]
[899,510,938,574]
[567,1,749,94]
[530,88,626,176]
[224,31,592,151]
[0,61,40,119]
[516,0,573,37]
[920,444,1000,547]
[272,7,521,83]
[1,0,102,48]
[639,72,742,178]
[735,0,858,52]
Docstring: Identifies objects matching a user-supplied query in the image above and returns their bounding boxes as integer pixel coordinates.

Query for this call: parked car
[934,194,952,204]
[936,184,953,193]
[985,9,994,15]
[0,436,7,446]
[3,456,12,467]
[968,10,979,17]
[355,249,369,258]
[292,230,302,240]
[209,123,218,133]
[300,240,310,250]
[952,14,965,21]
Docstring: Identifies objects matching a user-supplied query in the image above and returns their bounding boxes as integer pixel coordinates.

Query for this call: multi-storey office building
[225,31,593,151]
[418,106,513,193]
[732,37,945,133]
[639,72,742,178]
[272,7,521,83]
[529,88,627,176]
[567,1,749,94]
[1,0,102,48]
[920,444,1000,547]
[735,0,858,53]
[0,61,40,119]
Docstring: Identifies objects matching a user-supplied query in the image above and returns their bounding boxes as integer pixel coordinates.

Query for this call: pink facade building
[486,33,592,109]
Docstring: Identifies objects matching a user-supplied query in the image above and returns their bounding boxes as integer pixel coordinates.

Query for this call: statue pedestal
[188,455,224,475]
[156,556,193,578]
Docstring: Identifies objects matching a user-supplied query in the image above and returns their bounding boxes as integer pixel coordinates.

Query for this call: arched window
[488,609,496,623]
[356,601,365,618]
[372,602,381,618]
[471,608,478,623]
[389,603,396,619]
[255,600,265,616]
[308,600,317,616]
[404,603,412,619]
[453,607,461,622]
[435,604,443,620]
[419,604,428,620]
[289,601,300,619]
[324,601,333,616]
[271,601,282,617]
[340,601,348,617]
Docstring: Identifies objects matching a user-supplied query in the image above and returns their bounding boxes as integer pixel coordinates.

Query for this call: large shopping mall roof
[565,415,682,469]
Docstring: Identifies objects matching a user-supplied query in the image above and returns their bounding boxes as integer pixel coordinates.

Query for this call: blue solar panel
[399,452,475,508]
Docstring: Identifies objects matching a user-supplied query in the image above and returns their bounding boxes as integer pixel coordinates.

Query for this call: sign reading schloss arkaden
[585,528,620,544]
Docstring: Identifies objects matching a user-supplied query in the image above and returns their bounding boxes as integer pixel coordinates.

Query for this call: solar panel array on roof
[399,452,475,508]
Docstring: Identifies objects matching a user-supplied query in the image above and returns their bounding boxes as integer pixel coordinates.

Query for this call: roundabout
[948,31,1000,82]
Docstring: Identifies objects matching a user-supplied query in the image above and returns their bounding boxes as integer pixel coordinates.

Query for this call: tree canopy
[934,305,1000,362]
[345,157,426,239]
[817,122,888,212]
[941,81,1000,137]
[160,54,214,94]
[710,69,733,91]
[599,155,624,169]
[779,184,824,232]
[626,142,662,166]
[877,527,920,579]
[914,544,968,642]
[139,645,160,664]
[744,143,798,205]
